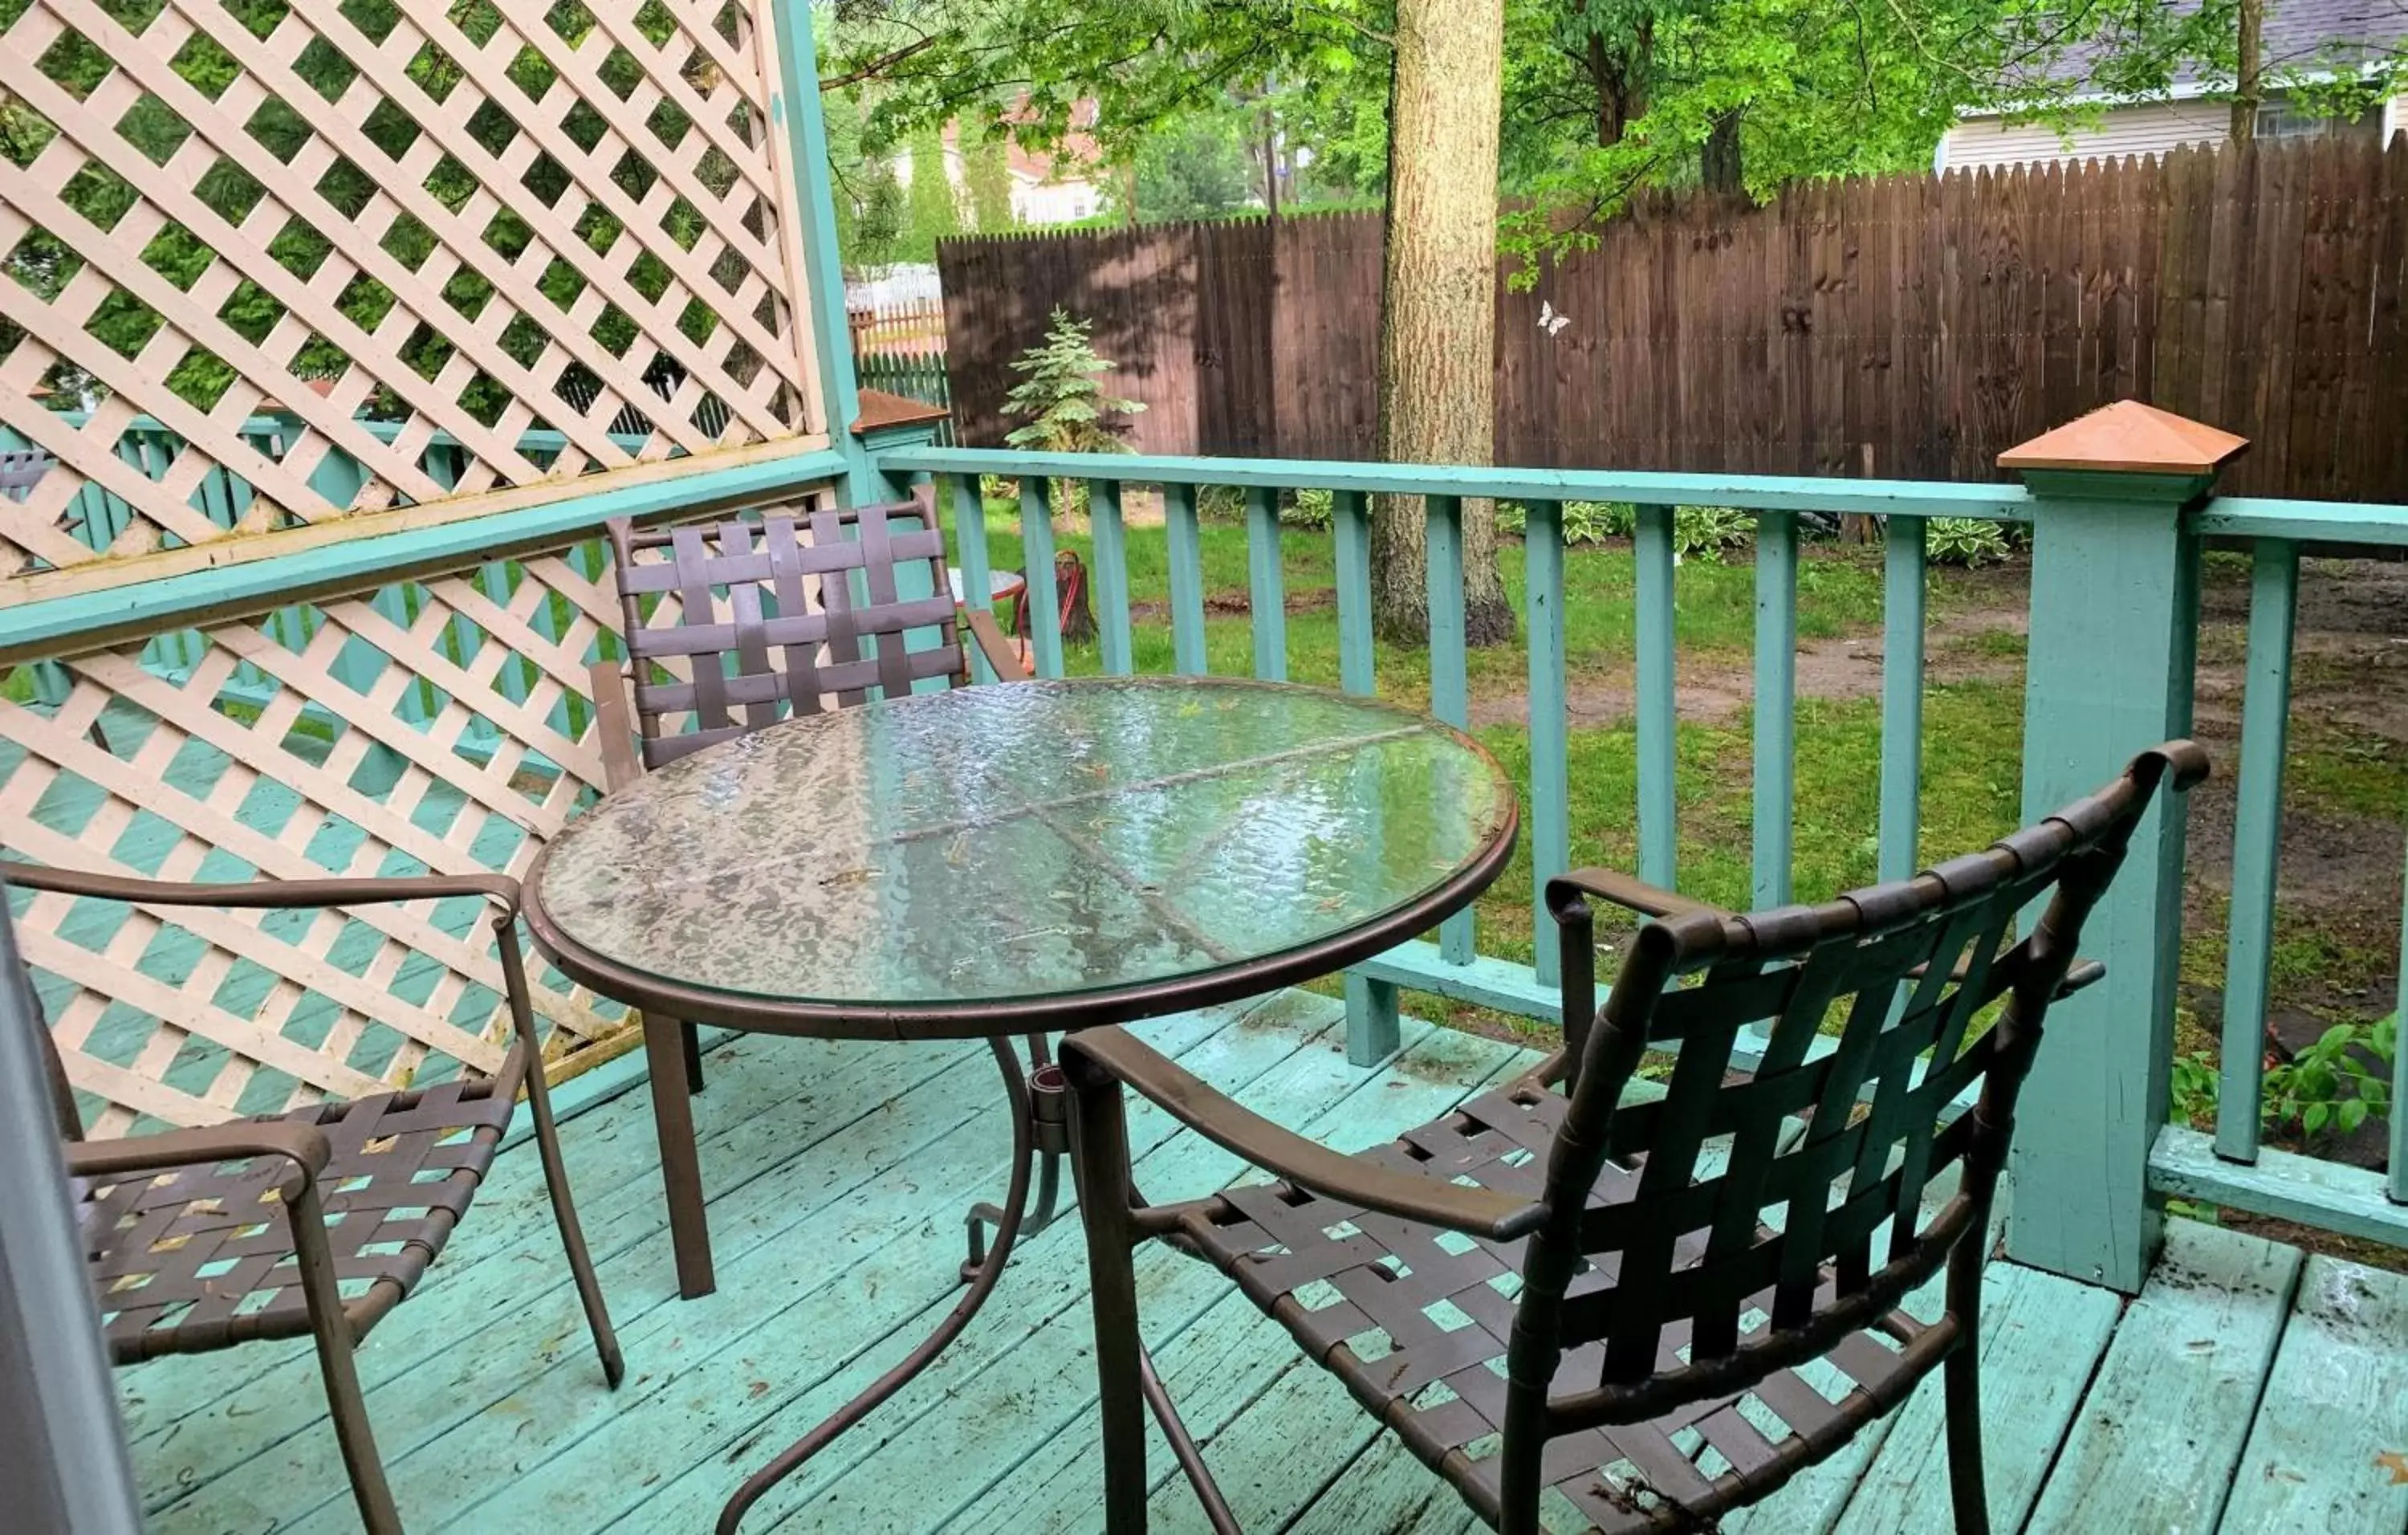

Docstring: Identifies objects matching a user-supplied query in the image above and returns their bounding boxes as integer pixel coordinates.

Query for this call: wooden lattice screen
[0,0,823,577]
[0,520,850,1132]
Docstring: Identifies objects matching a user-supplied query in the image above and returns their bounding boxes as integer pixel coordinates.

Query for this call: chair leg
[1064,1053,1152,1534]
[522,1020,626,1387]
[681,1018,706,1094]
[289,1185,402,1535]
[1943,1305,1990,1533]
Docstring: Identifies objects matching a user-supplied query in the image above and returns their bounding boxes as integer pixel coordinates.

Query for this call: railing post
[2000,401,2245,1293]
[764,0,865,487]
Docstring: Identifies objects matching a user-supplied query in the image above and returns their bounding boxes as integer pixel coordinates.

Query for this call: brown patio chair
[2,861,622,1535]
[1060,741,2209,1535]
[590,495,1023,1295]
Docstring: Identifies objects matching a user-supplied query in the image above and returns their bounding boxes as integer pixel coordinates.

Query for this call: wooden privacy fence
[937,136,2408,500]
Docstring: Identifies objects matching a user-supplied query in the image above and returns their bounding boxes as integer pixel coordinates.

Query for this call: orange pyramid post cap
[1998,401,2247,476]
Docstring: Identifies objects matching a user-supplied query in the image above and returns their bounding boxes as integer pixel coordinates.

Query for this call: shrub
[1497,500,1634,544]
[1002,308,1145,454]
[1926,517,2012,568]
[1674,506,1753,562]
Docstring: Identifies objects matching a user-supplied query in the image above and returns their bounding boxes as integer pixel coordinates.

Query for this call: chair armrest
[587,658,645,792]
[65,1120,332,1185]
[1064,1028,1545,1242]
[1546,868,1731,922]
[962,606,1023,681]
[1,861,518,914]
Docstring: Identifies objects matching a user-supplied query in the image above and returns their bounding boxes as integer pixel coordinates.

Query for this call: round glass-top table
[521,675,1516,1533]
[527,676,1518,1037]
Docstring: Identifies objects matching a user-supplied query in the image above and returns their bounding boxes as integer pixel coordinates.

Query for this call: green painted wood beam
[1243,485,1286,682]
[1522,499,1569,988]
[1634,503,1678,889]
[0,447,849,664]
[2007,467,2203,1293]
[875,446,2036,520]
[1331,490,1374,697]
[1162,481,1207,676]
[1424,495,1473,966]
[1017,476,1063,678]
[1356,939,1560,1026]
[2192,498,2408,546]
[2395,837,2408,1203]
[763,0,862,462]
[1089,479,1133,676]
[947,472,999,684]
[1878,515,1926,884]
[2151,1125,2408,1250]
[1752,510,1797,910]
[2217,540,2298,1162]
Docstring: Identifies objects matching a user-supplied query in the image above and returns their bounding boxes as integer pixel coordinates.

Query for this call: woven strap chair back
[606,497,966,769]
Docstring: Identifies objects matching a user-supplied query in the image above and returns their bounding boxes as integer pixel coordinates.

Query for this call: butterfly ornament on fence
[1539,301,1572,337]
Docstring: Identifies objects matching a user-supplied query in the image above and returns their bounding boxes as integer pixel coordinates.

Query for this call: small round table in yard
[521,675,1518,1533]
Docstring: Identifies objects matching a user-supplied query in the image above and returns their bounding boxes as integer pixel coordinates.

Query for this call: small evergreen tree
[1002,309,1145,454]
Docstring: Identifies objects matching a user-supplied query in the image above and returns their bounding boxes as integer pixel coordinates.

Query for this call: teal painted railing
[870,441,2408,1290]
[3,409,2400,1292]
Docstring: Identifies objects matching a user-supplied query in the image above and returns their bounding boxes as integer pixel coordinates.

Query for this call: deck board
[2216,1255,2408,1533]
[1823,1259,2121,1534]
[746,1016,1525,1535]
[2022,1219,2305,1535]
[114,999,2408,1535]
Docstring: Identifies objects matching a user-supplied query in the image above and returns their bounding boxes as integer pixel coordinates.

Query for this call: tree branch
[820,35,941,90]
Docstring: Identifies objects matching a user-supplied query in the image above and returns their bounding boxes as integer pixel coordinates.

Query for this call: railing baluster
[949,474,996,683]
[2219,539,2299,1163]
[2393,841,2407,1203]
[1523,499,1569,987]
[1332,491,1374,697]
[1426,494,1473,963]
[1634,503,1678,890]
[1245,486,1287,682]
[1164,482,1207,676]
[1753,510,1798,910]
[1336,486,1397,1062]
[1019,475,1063,678]
[1090,479,1133,676]
[1879,515,1927,883]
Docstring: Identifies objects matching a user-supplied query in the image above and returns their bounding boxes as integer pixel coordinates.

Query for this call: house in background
[1937,0,2407,170]
[896,100,1108,228]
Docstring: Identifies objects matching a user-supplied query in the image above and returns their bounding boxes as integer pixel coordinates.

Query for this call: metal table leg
[966,1033,1064,1278]
[715,1035,1062,1535]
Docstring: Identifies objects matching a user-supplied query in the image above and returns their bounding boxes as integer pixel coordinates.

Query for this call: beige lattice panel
[0,0,820,576]
[0,544,657,1134]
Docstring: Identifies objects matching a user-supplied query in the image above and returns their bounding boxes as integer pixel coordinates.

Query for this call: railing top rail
[0,445,848,665]
[877,446,2038,521]
[2192,497,2408,547]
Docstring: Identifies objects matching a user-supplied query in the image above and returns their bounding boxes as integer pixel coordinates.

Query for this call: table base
[715,1034,1065,1535]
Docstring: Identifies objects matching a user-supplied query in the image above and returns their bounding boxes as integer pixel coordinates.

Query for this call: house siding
[1940,100,2235,171]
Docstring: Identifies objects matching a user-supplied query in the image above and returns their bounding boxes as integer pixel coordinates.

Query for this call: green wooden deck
[122,996,2408,1534]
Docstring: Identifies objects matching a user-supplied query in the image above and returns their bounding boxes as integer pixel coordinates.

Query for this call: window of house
[1072,200,1089,218]
[2254,100,2382,143]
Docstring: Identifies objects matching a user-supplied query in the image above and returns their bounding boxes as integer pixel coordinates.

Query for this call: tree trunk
[1702,107,1744,193]
[2231,0,2264,141]
[1371,0,1515,649]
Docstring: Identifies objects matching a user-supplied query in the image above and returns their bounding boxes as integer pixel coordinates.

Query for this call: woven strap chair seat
[82,1079,515,1363]
[1180,1082,1940,1533]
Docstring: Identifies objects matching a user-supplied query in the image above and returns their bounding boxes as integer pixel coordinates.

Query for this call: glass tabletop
[527,677,1517,1033]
